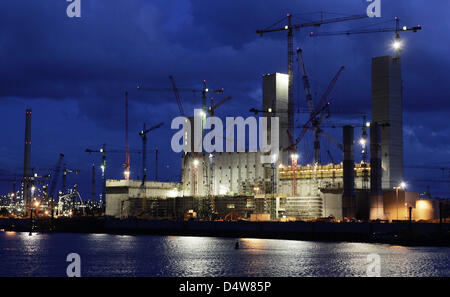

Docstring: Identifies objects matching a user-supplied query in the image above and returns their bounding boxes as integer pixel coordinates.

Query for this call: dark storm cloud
[1,0,448,115]
[0,0,449,195]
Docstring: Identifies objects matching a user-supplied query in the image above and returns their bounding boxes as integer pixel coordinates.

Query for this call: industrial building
[105,56,439,222]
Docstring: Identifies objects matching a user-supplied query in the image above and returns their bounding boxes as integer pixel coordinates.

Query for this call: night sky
[0,0,449,198]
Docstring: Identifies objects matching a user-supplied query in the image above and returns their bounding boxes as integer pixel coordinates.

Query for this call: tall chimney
[370,122,384,219]
[372,56,403,189]
[342,125,355,219]
[23,109,32,213]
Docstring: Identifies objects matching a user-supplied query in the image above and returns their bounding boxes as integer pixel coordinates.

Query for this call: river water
[0,231,448,277]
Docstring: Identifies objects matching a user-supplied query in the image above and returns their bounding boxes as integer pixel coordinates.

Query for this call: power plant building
[105,64,436,222]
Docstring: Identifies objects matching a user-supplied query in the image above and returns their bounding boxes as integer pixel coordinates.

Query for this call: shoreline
[1,217,449,247]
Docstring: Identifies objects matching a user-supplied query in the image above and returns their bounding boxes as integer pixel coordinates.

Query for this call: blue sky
[0,0,449,198]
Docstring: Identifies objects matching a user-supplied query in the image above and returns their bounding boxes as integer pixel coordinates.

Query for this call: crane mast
[139,122,164,187]
[124,92,130,180]
[139,122,163,215]
[169,75,185,116]
[48,153,64,221]
[297,48,314,113]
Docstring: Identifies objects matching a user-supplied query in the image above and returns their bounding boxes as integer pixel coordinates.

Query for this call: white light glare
[392,40,402,51]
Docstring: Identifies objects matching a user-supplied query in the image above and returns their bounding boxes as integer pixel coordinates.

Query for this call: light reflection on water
[0,231,448,277]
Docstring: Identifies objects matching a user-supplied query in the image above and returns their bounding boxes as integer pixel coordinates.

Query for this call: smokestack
[342,125,355,219]
[370,122,384,219]
[23,109,32,212]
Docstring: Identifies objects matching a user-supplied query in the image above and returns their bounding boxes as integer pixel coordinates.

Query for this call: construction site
[1,13,448,227]
[102,15,445,224]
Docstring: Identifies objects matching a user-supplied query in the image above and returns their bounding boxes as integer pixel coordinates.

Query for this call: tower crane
[124,91,130,180]
[169,75,185,116]
[286,54,343,194]
[61,164,80,194]
[139,122,164,187]
[48,153,64,220]
[137,77,224,116]
[86,144,107,203]
[287,57,345,165]
[310,16,422,56]
[85,145,141,203]
[256,13,367,145]
[208,96,232,117]
[138,122,163,215]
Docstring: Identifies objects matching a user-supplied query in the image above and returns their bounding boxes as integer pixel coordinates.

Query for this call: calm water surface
[0,231,448,277]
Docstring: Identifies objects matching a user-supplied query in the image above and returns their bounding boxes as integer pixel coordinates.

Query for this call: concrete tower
[262,73,289,164]
[342,125,356,219]
[372,56,403,189]
[370,122,384,219]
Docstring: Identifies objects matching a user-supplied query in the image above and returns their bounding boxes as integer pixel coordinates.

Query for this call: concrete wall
[322,192,343,220]
[414,199,439,221]
[105,179,181,218]
[182,152,269,197]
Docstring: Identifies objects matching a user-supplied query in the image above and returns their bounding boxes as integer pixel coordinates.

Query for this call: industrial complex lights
[400,181,407,189]
[392,40,402,51]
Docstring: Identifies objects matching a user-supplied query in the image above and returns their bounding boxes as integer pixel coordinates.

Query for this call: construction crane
[208,96,232,117]
[295,48,346,164]
[86,144,107,203]
[124,91,130,180]
[297,48,314,114]
[256,13,367,144]
[310,16,422,56]
[137,77,224,115]
[61,164,80,194]
[169,75,185,116]
[287,52,345,165]
[139,122,164,187]
[85,145,140,202]
[138,122,163,215]
[48,153,64,220]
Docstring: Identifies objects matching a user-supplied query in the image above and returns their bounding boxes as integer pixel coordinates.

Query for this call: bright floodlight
[193,159,199,166]
[359,138,366,146]
[392,40,402,51]
[400,182,406,189]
